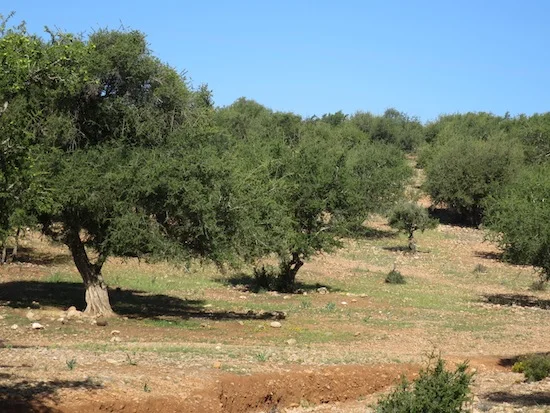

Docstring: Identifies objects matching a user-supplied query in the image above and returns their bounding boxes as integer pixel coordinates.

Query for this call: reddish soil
[0,364,419,413]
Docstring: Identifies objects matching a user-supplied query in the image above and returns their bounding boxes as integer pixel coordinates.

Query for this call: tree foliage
[388,202,437,252]
[485,164,550,280]
[423,134,524,225]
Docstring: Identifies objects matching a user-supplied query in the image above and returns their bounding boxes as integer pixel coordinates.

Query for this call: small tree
[388,202,437,252]
[484,164,550,282]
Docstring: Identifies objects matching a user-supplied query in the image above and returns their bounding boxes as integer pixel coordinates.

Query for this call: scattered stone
[106,358,118,364]
[204,304,213,308]
[66,306,83,320]
[351,299,357,303]
[110,336,121,343]
[96,319,108,327]
[271,311,286,320]
[30,301,40,309]
[270,321,282,328]
[286,338,297,345]
[215,345,222,350]
[239,295,247,299]
[360,294,367,298]
[111,330,121,336]
[341,301,348,305]
[26,311,39,321]
[317,287,329,294]
[0,315,4,320]
[57,318,66,324]
[10,324,18,330]
[237,321,244,326]
[212,361,222,369]
[31,322,44,330]
[354,332,361,337]
[200,323,209,328]
[283,295,291,300]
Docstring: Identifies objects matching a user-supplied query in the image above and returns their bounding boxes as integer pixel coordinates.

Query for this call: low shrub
[513,354,550,382]
[376,356,473,413]
[386,269,406,284]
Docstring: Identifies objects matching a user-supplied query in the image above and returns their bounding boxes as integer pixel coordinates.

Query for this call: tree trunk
[9,227,20,263]
[408,232,417,253]
[66,230,114,317]
[279,252,304,292]
[0,243,6,264]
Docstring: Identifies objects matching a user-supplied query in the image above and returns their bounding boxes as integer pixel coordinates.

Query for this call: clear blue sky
[3,1,549,122]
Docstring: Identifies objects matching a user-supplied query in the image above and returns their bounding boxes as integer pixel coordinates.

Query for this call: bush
[423,134,524,225]
[376,356,473,413]
[386,269,406,284]
[512,354,550,382]
[484,164,550,281]
[472,264,488,274]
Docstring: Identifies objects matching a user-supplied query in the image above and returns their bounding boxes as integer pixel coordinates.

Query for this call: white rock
[341,301,348,305]
[26,311,38,321]
[286,338,297,345]
[110,330,121,336]
[31,322,44,330]
[110,336,121,343]
[270,321,282,328]
[66,307,83,319]
[10,324,18,330]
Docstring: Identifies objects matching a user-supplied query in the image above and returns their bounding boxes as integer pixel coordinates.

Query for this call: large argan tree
[0,22,237,316]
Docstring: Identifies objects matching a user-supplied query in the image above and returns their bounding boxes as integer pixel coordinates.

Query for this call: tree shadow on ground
[482,293,550,310]
[499,352,550,368]
[475,250,504,261]
[0,281,286,320]
[0,373,102,413]
[428,207,475,228]
[382,246,430,254]
[338,224,397,240]
[216,273,341,294]
[485,391,550,406]
[10,246,72,266]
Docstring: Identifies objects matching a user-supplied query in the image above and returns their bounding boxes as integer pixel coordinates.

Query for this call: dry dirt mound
[0,364,419,413]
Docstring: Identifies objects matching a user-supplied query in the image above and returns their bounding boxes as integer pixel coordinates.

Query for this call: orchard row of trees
[1,16,549,316]
[0,18,413,316]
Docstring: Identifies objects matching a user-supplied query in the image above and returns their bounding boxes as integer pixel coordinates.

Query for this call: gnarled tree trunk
[408,231,417,253]
[66,229,114,317]
[279,252,304,292]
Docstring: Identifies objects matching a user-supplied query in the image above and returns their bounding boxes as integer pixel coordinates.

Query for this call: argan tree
[423,134,524,225]
[485,164,550,281]
[0,22,237,316]
[388,202,438,252]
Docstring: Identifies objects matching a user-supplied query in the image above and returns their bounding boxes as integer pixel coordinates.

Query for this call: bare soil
[2,218,550,412]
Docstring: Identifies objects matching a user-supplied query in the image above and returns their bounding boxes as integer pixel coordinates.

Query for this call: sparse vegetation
[385,269,406,285]
[512,354,550,382]
[376,356,473,413]
[66,358,77,371]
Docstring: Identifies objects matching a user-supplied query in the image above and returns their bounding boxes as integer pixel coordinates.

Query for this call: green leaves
[485,164,550,279]
[423,134,524,225]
